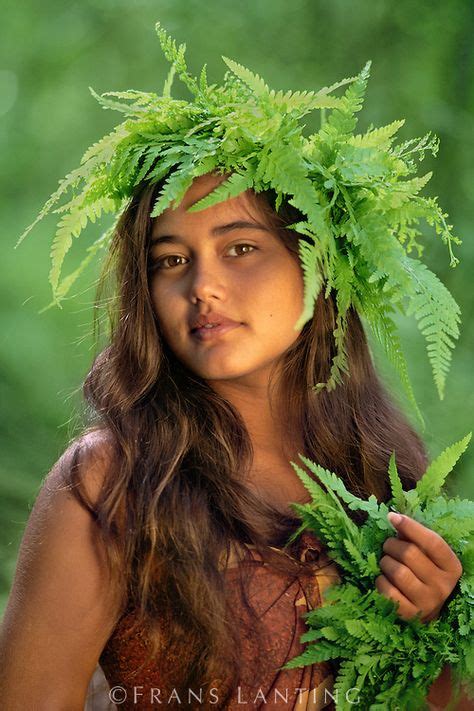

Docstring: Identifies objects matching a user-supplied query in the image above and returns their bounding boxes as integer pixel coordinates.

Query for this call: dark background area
[1,0,473,611]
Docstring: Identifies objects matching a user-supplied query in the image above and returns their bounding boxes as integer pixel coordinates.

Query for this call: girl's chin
[181,356,259,381]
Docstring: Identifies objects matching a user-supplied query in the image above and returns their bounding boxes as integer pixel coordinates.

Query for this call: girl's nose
[187,259,227,304]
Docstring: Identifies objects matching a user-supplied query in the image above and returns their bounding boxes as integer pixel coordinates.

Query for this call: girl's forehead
[152,183,267,235]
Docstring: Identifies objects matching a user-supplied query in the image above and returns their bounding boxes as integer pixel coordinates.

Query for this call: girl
[0,172,466,709]
[1,22,469,707]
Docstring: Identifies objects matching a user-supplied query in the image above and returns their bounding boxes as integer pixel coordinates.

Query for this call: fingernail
[388,512,403,526]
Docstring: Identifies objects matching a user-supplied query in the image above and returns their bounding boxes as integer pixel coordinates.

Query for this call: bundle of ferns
[283,434,474,710]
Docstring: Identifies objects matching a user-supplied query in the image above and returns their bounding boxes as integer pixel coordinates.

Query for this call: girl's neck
[207,374,301,460]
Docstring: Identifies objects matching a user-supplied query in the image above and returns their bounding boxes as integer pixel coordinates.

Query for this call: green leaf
[402,257,461,400]
[186,170,255,212]
[221,56,270,97]
[387,452,405,511]
[415,433,472,504]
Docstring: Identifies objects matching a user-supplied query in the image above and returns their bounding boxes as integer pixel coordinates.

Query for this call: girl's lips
[191,323,242,341]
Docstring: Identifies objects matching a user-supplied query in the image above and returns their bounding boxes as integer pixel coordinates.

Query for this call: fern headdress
[18,22,462,422]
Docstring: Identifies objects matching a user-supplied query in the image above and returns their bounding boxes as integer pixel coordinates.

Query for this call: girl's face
[149,174,304,388]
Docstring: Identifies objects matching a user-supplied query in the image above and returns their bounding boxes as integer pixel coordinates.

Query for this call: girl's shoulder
[47,428,118,510]
[0,429,124,708]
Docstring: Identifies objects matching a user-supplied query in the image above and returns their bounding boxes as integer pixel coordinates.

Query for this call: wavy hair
[62,177,428,707]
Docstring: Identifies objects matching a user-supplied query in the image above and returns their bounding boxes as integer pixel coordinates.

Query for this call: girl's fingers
[382,537,440,586]
[378,554,426,607]
[375,574,420,621]
[387,513,463,576]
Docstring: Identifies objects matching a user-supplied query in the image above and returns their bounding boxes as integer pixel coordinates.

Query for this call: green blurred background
[1,0,473,611]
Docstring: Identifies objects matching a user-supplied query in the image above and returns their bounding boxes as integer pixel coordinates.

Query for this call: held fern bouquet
[283,434,474,710]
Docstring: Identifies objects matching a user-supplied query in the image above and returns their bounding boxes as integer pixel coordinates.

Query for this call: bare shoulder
[45,427,117,502]
[0,429,124,710]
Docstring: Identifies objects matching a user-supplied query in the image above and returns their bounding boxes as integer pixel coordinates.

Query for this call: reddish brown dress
[93,530,342,710]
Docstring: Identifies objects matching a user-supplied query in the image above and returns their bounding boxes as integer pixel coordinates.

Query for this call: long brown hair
[62,176,428,707]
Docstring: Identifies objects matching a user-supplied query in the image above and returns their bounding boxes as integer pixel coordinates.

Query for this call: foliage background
[1,0,473,611]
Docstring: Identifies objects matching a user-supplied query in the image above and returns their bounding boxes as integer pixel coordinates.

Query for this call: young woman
[0,170,467,710]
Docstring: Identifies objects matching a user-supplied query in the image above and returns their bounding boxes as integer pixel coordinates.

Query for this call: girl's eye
[227,243,256,257]
[152,255,187,270]
[150,243,257,271]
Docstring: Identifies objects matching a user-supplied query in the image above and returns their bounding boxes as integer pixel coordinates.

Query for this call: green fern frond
[356,287,424,428]
[293,235,323,331]
[49,197,116,296]
[186,170,255,212]
[387,453,405,511]
[40,222,117,312]
[267,87,345,116]
[319,60,372,144]
[150,159,195,217]
[415,433,472,504]
[221,56,270,97]
[295,456,363,520]
[397,171,433,197]
[417,195,461,268]
[315,310,350,392]
[101,89,158,104]
[349,119,405,148]
[402,257,461,399]
[49,211,87,297]
[155,22,199,96]
[131,146,165,187]
[16,165,87,247]
[393,130,439,165]
[333,249,354,313]
[89,86,147,115]
[80,125,127,167]
[316,73,359,97]
[162,64,176,97]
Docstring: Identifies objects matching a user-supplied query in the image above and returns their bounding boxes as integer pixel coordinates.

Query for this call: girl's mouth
[191,323,242,341]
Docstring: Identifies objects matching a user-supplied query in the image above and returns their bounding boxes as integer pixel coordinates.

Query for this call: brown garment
[99,530,342,710]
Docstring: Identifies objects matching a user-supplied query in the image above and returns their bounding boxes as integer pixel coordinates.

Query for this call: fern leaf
[387,453,406,510]
[80,124,127,167]
[313,312,350,392]
[221,56,270,97]
[270,75,357,118]
[356,288,424,428]
[319,61,372,144]
[49,197,116,295]
[150,159,195,217]
[293,236,323,331]
[162,64,176,98]
[132,146,164,187]
[186,170,255,212]
[349,119,405,149]
[49,211,87,296]
[295,456,363,514]
[89,86,146,115]
[267,87,345,116]
[40,222,117,311]
[16,166,86,247]
[155,22,199,96]
[402,257,461,399]
[415,433,472,504]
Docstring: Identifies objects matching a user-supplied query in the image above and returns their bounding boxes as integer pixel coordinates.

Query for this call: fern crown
[18,22,462,415]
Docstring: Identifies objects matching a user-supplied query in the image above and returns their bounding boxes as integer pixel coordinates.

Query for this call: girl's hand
[375,512,463,623]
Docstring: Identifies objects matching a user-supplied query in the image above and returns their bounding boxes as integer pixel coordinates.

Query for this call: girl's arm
[0,435,123,711]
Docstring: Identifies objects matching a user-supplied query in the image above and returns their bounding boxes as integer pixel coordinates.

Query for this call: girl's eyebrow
[150,220,271,246]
